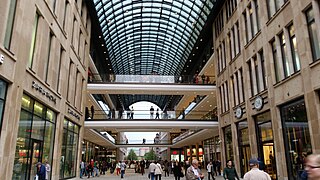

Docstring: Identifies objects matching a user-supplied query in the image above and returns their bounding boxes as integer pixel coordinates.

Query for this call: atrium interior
[0,0,320,180]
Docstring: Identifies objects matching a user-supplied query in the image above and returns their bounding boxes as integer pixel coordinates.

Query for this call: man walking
[243,158,271,180]
[150,106,155,119]
[207,161,215,180]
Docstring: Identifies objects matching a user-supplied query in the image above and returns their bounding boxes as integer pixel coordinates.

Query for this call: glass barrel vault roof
[93,0,216,75]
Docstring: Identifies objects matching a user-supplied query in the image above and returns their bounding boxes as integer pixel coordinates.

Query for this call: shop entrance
[240,145,251,176]
[259,142,276,179]
[29,140,43,180]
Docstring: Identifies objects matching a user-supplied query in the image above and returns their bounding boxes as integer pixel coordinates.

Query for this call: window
[279,32,290,78]
[271,23,301,83]
[243,0,260,43]
[45,32,54,82]
[238,121,250,177]
[281,99,311,180]
[28,13,40,68]
[288,25,301,71]
[13,94,56,179]
[4,0,17,49]
[259,50,267,90]
[0,80,8,137]
[306,8,320,61]
[224,126,233,161]
[271,39,281,82]
[60,119,79,179]
[267,0,288,18]
[232,69,244,106]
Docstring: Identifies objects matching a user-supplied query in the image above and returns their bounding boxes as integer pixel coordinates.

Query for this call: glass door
[240,145,251,176]
[29,140,42,180]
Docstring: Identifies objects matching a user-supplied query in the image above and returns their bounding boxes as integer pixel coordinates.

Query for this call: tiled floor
[70,168,226,180]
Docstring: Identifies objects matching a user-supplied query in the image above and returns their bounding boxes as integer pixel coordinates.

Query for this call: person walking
[44,161,50,180]
[155,161,163,180]
[155,108,160,119]
[149,161,157,180]
[243,158,271,180]
[173,161,183,180]
[80,160,85,178]
[186,159,204,180]
[116,161,121,176]
[207,161,215,180]
[163,160,169,177]
[223,160,240,180]
[120,161,126,179]
[150,106,155,119]
[305,154,320,180]
[130,106,134,119]
[140,159,146,175]
[36,162,46,180]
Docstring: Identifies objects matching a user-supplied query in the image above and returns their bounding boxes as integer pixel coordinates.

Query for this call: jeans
[121,170,125,178]
[80,168,85,178]
[150,172,155,180]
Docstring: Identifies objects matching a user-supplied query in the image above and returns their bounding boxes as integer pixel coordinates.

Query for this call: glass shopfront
[81,140,116,163]
[237,121,250,177]
[0,79,7,137]
[280,99,311,180]
[60,119,79,179]
[204,136,221,163]
[224,126,233,161]
[13,94,56,180]
[255,111,276,180]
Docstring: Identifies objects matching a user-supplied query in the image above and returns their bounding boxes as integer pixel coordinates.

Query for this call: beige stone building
[0,0,91,179]
[1,0,320,180]
[215,0,320,179]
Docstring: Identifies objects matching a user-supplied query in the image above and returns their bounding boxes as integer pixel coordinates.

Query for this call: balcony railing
[86,109,217,120]
[88,73,216,85]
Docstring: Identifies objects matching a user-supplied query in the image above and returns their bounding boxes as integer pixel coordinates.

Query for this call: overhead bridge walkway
[84,119,219,129]
[84,128,215,148]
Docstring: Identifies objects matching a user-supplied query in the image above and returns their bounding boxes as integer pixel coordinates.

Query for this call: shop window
[13,94,56,180]
[224,126,233,161]
[281,99,311,180]
[60,119,79,179]
[255,111,277,179]
[237,121,250,177]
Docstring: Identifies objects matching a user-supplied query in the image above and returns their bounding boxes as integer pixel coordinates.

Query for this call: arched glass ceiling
[93,0,216,75]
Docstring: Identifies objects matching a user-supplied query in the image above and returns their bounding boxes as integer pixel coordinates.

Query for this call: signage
[254,96,264,110]
[68,108,80,120]
[0,54,4,64]
[235,107,242,119]
[32,81,57,104]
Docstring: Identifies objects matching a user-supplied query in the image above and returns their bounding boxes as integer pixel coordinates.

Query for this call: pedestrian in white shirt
[155,161,163,180]
[207,161,215,180]
[243,158,271,180]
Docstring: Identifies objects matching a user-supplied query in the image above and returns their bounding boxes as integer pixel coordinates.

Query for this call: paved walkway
[70,168,226,180]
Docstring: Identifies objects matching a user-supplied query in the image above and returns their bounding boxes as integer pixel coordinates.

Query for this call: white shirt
[243,168,271,180]
[149,163,157,173]
[207,164,212,172]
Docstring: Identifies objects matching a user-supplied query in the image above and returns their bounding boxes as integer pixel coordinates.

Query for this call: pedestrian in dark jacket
[223,160,240,180]
[36,162,46,180]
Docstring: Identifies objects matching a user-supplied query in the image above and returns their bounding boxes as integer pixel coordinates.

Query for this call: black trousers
[208,172,215,180]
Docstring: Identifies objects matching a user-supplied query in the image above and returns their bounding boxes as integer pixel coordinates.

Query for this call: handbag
[34,174,39,180]
[179,171,184,178]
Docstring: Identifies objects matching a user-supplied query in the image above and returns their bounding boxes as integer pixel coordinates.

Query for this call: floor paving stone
[70,168,227,180]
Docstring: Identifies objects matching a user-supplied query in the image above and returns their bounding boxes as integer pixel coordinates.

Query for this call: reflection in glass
[13,95,56,180]
[255,111,276,179]
[60,119,79,179]
[281,99,311,180]
[224,126,233,161]
[238,121,250,177]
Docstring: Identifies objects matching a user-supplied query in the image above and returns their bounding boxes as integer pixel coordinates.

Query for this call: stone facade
[215,0,320,179]
[0,0,91,179]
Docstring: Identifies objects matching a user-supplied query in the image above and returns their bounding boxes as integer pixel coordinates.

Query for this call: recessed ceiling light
[104,52,106,54]
[98,36,101,38]
[101,44,104,46]
[200,39,203,41]
[196,47,198,49]
[189,60,192,62]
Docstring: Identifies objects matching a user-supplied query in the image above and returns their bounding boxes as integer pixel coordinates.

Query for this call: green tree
[127,149,138,160]
[144,149,157,160]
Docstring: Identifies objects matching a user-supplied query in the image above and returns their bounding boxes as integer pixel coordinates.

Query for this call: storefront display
[13,94,56,180]
[280,99,311,180]
[255,111,276,180]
